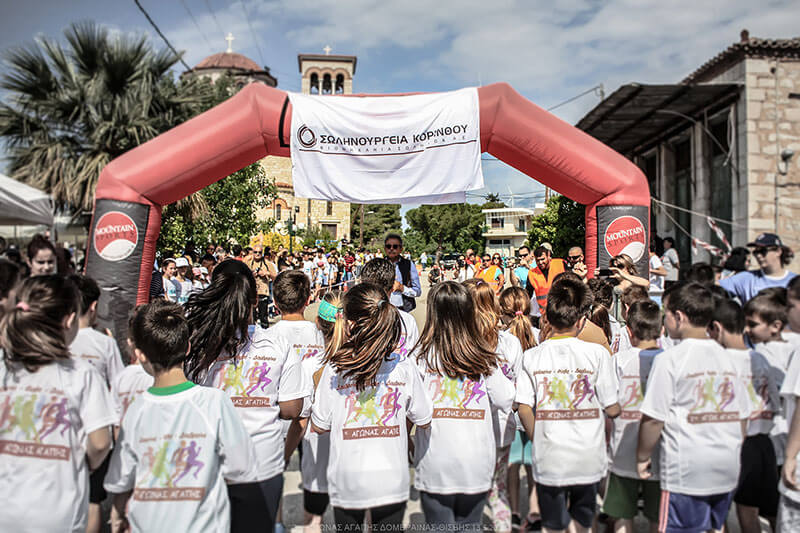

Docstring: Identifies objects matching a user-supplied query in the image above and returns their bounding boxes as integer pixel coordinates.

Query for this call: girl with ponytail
[413,281,516,530]
[0,275,116,532]
[184,260,309,533]
[312,282,432,530]
[461,279,524,533]
[498,286,542,531]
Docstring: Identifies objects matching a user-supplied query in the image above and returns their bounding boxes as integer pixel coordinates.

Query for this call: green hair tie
[318,299,341,323]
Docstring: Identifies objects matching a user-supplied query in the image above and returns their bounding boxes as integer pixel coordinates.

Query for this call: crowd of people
[1,230,800,533]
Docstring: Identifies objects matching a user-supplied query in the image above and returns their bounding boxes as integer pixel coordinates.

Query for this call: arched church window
[335,74,345,94]
[310,73,319,94]
[322,74,332,95]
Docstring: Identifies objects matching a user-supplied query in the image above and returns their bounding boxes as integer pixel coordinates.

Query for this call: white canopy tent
[0,173,54,227]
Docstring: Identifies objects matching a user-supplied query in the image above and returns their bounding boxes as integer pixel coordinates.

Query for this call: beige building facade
[578,31,800,271]
[186,42,353,243]
[257,52,356,242]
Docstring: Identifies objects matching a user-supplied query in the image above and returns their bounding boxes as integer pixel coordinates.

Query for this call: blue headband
[318,300,341,323]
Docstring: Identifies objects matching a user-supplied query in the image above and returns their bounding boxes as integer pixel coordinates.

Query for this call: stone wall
[257,156,351,241]
[745,58,800,267]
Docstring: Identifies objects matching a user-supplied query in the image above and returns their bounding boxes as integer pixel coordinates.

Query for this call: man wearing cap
[720,233,796,304]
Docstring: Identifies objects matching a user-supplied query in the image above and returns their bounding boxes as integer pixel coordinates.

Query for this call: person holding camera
[246,245,277,326]
[565,246,588,282]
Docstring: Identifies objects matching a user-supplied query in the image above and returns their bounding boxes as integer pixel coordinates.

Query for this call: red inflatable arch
[86,82,650,337]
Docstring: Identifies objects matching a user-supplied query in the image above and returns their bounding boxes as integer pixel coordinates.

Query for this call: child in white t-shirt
[638,282,750,533]
[0,275,116,533]
[413,281,515,530]
[499,286,542,531]
[182,262,309,533]
[66,274,126,533]
[463,280,521,532]
[745,290,794,467]
[312,282,433,530]
[68,274,125,387]
[708,296,780,531]
[516,274,620,533]
[778,277,800,531]
[602,300,664,532]
[284,290,341,533]
[105,300,256,533]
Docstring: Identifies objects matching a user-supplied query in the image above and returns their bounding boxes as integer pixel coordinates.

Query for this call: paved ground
[285,273,765,532]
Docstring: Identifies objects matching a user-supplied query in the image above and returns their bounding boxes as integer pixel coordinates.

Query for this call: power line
[547,84,605,112]
[237,0,266,66]
[203,0,226,41]
[133,0,191,70]
[180,0,214,54]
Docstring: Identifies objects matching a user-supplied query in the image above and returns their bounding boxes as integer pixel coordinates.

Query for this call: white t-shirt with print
[414,360,515,494]
[104,384,256,533]
[202,323,309,482]
[110,364,153,423]
[492,330,524,448]
[0,360,117,533]
[649,255,665,295]
[515,336,618,486]
[290,324,329,493]
[70,327,125,387]
[726,348,779,437]
[755,340,795,463]
[312,357,433,509]
[177,279,193,305]
[779,344,800,503]
[610,347,663,479]
[640,338,750,496]
[398,309,420,360]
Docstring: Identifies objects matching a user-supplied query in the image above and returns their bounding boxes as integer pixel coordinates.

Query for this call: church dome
[193,52,262,72]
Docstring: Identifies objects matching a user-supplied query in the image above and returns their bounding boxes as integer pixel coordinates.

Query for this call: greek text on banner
[289,88,483,204]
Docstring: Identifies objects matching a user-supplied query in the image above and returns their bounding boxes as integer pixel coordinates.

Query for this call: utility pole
[288,205,300,255]
[359,204,365,248]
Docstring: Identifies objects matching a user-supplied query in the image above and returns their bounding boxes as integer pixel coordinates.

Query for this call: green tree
[350,203,402,248]
[404,203,486,260]
[527,194,585,257]
[158,163,276,252]
[302,225,337,249]
[0,21,214,215]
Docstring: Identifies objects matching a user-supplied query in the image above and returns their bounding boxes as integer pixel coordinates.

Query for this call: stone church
[185,39,352,242]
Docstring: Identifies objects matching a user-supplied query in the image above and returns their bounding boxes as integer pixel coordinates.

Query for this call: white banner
[289,88,483,204]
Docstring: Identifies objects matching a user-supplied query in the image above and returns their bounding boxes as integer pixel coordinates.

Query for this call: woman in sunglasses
[476,254,505,294]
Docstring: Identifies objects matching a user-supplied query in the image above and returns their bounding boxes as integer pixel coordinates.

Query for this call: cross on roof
[323,44,332,55]
[226,33,235,53]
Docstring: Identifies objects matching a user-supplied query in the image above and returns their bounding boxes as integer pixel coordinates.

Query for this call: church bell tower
[298,47,357,95]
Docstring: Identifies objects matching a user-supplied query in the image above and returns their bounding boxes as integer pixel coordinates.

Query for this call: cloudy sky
[2,0,799,218]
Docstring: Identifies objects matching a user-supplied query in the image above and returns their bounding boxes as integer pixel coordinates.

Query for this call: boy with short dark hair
[603,301,664,532]
[516,276,620,533]
[637,282,750,533]
[68,273,127,533]
[708,297,780,532]
[104,301,256,533]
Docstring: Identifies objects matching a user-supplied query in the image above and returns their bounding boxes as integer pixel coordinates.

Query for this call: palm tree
[0,21,214,217]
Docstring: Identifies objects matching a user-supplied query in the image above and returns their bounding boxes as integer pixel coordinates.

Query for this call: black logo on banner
[297,125,317,148]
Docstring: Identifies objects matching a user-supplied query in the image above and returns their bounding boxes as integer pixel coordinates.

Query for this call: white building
[482,207,539,257]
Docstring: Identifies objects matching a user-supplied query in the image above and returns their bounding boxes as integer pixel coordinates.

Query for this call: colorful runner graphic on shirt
[296,343,324,362]
[210,354,276,408]
[340,381,405,440]
[619,376,644,420]
[535,372,599,420]
[136,434,208,501]
[429,375,486,420]
[745,374,774,421]
[0,389,72,461]
[687,372,740,424]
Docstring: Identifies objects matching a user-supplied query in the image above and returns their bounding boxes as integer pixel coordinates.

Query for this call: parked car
[440,253,459,271]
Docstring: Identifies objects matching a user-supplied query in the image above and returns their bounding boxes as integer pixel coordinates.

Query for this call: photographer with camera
[565,246,588,282]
